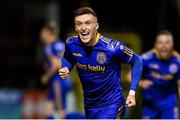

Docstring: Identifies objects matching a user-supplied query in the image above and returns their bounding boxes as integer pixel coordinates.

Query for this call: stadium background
[0,0,180,118]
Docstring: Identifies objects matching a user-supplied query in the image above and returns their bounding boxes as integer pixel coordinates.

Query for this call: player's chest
[71,48,111,72]
[146,60,178,80]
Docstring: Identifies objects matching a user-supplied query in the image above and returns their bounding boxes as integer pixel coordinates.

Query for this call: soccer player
[140,30,180,119]
[40,25,72,119]
[59,7,143,119]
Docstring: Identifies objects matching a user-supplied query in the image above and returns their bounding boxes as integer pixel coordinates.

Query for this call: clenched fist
[126,94,136,108]
[59,67,70,80]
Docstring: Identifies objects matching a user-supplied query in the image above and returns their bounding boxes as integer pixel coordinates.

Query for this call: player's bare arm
[41,56,61,84]
[178,80,180,99]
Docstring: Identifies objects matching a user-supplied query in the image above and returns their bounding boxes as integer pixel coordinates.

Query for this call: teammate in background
[59,7,143,119]
[40,25,71,119]
[140,30,180,119]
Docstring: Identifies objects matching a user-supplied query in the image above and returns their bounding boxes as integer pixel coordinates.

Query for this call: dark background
[0,0,180,89]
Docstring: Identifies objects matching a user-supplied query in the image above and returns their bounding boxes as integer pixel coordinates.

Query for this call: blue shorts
[142,94,179,119]
[85,102,126,119]
[48,75,72,109]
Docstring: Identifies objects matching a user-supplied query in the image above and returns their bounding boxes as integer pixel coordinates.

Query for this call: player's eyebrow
[74,20,82,24]
[75,20,92,23]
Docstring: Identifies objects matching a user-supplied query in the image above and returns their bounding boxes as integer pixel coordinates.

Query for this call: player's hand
[41,74,49,84]
[59,67,69,80]
[126,94,136,108]
[140,79,153,90]
[57,110,65,119]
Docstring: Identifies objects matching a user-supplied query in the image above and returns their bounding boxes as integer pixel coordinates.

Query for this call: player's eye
[75,22,83,27]
[75,21,94,27]
[85,21,92,26]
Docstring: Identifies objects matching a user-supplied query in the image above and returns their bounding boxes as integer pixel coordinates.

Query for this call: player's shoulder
[172,50,180,63]
[99,35,123,51]
[53,40,64,47]
[66,36,79,45]
[141,49,156,60]
[51,40,64,50]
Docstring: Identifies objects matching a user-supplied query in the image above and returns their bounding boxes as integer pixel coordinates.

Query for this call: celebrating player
[59,7,143,119]
[40,25,72,119]
[140,30,180,119]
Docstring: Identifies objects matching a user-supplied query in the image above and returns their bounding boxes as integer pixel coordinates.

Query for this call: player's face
[74,14,99,44]
[40,29,50,44]
[155,34,174,59]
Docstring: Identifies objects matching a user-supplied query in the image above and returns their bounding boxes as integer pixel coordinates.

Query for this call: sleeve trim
[127,52,134,63]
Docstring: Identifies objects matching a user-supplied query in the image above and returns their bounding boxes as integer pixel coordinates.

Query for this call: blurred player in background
[40,25,72,119]
[140,30,180,119]
[59,7,143,119]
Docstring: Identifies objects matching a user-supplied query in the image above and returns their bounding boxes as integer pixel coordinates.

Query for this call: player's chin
[160,53,169,58]
[80,38,90,44]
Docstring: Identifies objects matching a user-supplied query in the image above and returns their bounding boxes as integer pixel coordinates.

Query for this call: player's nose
[81,24,87,31]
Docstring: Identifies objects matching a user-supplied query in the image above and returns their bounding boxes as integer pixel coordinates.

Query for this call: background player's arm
[41,53,62,84]
[177,62,180,101]
[178,80,180,100]
[139,79,153,89]
[126,72,153,90]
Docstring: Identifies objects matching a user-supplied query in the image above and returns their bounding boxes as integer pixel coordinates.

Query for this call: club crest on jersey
[96,52,106,64]
[120,45,124,50]
[169,64,178,74]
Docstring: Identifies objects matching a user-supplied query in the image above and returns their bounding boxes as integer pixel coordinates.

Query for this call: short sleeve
[52,42,65,57]
[55,42,65,52]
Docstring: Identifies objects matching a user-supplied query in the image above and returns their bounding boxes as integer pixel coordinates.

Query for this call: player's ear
[96,23,99,30]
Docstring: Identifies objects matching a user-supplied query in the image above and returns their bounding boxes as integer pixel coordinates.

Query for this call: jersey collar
[87,33,100,46]
[95,33,100,43]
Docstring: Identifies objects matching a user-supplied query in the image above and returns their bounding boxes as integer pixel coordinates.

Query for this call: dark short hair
[156,30,173,38]
[74,7,97,18]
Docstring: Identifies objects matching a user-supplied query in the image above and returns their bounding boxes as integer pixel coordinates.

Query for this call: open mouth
[81,32,89,36]
[80,32,90,40]
[161,48,169,53]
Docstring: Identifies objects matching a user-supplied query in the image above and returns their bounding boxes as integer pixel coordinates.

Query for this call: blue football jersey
[63,33,136,107]
[44,40,65,68]
[141,49,180,100]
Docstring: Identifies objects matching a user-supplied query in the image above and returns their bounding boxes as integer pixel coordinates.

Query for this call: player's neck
[156,50,173,60]
[47,36,57,44]
[86,32,99,46]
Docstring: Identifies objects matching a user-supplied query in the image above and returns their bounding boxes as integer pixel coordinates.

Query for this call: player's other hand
[59,67,69,80]
[57,110,66,119]
[140,79,153,90]
[126,94,136,108]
